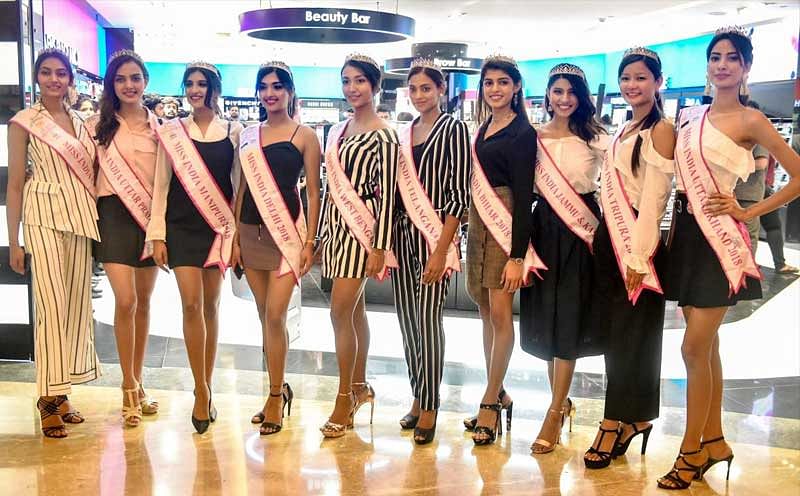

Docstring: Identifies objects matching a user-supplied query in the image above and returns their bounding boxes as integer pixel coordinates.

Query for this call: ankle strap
[598,423,620,433]
[337,391,353,397]
[479,402,501,411]
[700,436,725,446]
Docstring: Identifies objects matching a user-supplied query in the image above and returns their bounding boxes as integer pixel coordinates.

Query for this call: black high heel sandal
[399,413,419,430]
[252,382,289,424]
[584,423,621,469]
[209,394,217,423]
[37,397,68,438]
[464,389,512,431]
[657,448,707,490]
[695,436,734,481]
[413,411,438,445]
[191,389,210,434]
[472,403,502,446]
[613,422,653,458]
[260,383,294,436]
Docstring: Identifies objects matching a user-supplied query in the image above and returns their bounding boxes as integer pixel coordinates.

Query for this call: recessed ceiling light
[708,11,726,15]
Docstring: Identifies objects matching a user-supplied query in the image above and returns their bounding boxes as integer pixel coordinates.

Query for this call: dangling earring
[739,74,750,97]
[513,93,518,107]
[547,103,552,112]
[704,75,712,96]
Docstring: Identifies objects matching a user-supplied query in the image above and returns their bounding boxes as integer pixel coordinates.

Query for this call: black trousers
[592,219,666,423]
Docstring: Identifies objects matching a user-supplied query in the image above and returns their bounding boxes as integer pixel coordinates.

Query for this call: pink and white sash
[96,113,159,260]
[676,105,761,294]
[470,131,546,283]
[155,118,236,274]
[325,121,398,281]
[601,125,663,304]
[11,108,96,196]
[239,124,307,284]
[535,137,599,251]
[398,123,461,279]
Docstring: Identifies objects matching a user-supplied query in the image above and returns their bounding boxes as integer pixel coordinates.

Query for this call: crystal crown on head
[410,58,444,75]
[108,49,144,65]
[715,25,751,39]
[623,46,660,62]
[548,63,586,81]
[260,60,293,78]
[345,53,380,71]
[482,53,518,68]
[186,61,221,78]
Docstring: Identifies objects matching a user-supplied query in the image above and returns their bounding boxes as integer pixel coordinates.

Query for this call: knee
[135,297,150,317]
[203,301,219,321]
[265,311,286,333]
[182,299,203,317]
[489,305,511,331]
[329,306,351,330]
[115,295,137,318]
[681,340,710,367]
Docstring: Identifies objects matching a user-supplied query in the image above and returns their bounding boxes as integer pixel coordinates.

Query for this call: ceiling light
[708,11,727,15]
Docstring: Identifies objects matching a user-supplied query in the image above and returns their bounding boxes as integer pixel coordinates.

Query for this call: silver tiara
[483,53,518,68]
[186,60,221,78]
[345,53,380,71]
[108,49,144,65]
[715,25,751,39]
[623,46,660,62]
[548,63,586,81]
[37,47,69,59]
[410,58,444,76]
[260,60,293,79]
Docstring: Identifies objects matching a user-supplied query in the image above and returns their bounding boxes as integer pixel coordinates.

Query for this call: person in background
[343,107,354,120]
[377,104,392,120]
[733,100,768,251]
[396,112,414,122]
[228,106,240,122]
[162,97,180,120]
[76,96,98,119]
[144,93,164,118]
[761,152,799,274]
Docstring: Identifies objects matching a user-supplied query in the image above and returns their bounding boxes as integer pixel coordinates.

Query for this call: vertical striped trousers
[23,224,100,396]
[391,215,449,410]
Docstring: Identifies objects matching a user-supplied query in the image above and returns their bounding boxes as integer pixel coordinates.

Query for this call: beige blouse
[93,110,159,197]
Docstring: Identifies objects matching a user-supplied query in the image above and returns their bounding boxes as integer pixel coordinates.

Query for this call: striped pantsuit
[391,215,450,410]
[23,224,100,396]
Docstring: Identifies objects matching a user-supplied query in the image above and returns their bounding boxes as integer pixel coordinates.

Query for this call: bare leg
[352,293,370,385]
[260,270,296,432]
[245,267,271,419]
[201,268,223,390]
[173,267,210,420]
[473,289,515,442]
[327,277,367,426]
[133,267,158,391]
[104,263,141,421]
[532,358,576,453]
[658,305,726,488]
[701,334,733,459]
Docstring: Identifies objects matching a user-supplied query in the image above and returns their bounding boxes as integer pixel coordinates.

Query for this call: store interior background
[0,1,799,494]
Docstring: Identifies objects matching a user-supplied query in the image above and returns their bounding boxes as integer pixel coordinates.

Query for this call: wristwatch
[511,258,523,265]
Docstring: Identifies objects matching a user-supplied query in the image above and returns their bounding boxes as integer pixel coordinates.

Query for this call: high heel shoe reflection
[530,446,572,495]
[317,429,377,494]
[122,432,154,496]
[191,433,222,496]
[472,434,513,495]
[402,440,440,494]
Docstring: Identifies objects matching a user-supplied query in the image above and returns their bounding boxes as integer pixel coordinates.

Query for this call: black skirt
[93,195,156,268]
[665,193,762,307]
[591,217,666,423]
[519,193,603,361]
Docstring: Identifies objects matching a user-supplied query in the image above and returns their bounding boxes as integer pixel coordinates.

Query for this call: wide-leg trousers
[23,224,100,396]
[391,215,450,410]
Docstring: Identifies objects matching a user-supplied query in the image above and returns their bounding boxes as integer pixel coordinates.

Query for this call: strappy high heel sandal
[57,395,85,424]
[583,423,621,469]
[351,382,376,426]
[320,391,355,438]
[122,384,143,428]
[472,403,502,446]
[613,422,653,458]
[399,413,419,430]
[139,385,159,415]
[464,388,512,431]
[260,384,294,436]
[37,397,68,438]
[695,436,734,481]
[413,410,438,445]
[657,448,707,490]
[252,382,290,424]
[531,407,565,454]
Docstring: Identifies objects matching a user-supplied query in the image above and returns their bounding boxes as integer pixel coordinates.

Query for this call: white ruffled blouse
[535,134,610,195]
[611,121,675,275]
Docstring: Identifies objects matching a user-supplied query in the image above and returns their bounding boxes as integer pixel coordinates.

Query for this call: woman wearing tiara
[6,48,100,438]
[234,61,321,436]
[657,27,800,489]
[583,47,674,469]
[466,54,539,446]
[520,63,607,454]
[88,50,162,428]
[318,53,398,438]
[392,59,471,444]
[147,61,243,434]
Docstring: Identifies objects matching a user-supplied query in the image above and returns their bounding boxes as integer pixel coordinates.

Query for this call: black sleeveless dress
[165,128,234,268]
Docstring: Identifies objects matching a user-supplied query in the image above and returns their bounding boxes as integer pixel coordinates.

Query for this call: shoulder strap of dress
[289,124,301,143]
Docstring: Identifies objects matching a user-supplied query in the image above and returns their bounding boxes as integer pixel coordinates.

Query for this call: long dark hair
[476,59,526,124]
[95,53,150,147]
[182,67,222,114]
[255,65,296,118]
[706,31,753,105]
[543,71,604,144]
[618,53,664,176]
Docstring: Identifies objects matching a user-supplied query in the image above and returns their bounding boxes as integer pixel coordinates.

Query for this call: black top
[475,113,537,258]
[395,143,425,214]
[166,136,234,225]
[241,141,304,224]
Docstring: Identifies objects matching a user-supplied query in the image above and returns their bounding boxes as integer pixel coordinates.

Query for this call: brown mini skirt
[466,186,523,306]
[239,223,282,271]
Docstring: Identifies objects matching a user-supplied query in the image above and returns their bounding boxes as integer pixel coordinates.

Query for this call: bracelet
[304,240,315,246]
[510,258,523,265]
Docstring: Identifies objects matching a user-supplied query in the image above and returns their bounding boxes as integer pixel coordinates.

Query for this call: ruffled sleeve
[622,128,674,275]
[702,121,755,183]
